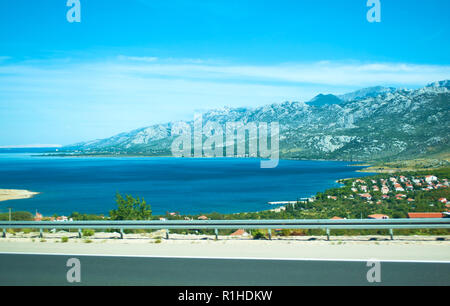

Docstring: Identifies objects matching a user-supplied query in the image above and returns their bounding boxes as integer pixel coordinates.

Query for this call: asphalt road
[0,253,449,286]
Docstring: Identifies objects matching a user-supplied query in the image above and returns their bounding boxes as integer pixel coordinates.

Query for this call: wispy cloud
[0,56,449,145]
[1,57,449,95]
[117,55,158,62]
[96,59,450,88]
[0,56,11,62]
[0,144,62,148]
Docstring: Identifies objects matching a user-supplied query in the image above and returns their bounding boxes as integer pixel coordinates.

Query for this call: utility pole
[8,207,12,222]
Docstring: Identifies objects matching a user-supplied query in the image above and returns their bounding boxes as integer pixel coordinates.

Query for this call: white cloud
[0,57,448,145]
[76,59,450,88]
[117,55,158,62]
[1,57,449,110]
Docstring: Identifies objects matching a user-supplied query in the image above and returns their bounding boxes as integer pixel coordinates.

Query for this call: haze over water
[0,153,373,216]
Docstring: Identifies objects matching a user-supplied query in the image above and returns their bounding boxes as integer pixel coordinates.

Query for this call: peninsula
[0,189,39,202]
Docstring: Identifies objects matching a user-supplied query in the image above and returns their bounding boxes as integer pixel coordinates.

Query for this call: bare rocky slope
[63,80,450,162]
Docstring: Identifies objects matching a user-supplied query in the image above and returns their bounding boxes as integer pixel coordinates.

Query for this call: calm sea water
[0,154,372,215]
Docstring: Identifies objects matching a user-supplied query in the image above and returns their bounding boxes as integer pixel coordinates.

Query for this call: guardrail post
[39,228,43,239]
[214,228,218,240]
[165,229,170,240]
[268,229,272,240]
[326,228,330,241]
[389,228,394,240]
[2,228,5,238]
[119,228,124,239]
[78,229,82,239]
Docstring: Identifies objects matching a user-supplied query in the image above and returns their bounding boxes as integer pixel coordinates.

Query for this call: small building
[425,175,438,183]
[368,214,389,220]
[331,216,344,220]
[394,184,405,192]
[407,212,444,219]
[438,198,447,204]
[34,212,43,221]
[359,193,372,200]
[230,229,250,237]
[198,215,209,220]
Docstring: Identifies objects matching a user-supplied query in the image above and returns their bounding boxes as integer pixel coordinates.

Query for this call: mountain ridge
[63,81,450,162]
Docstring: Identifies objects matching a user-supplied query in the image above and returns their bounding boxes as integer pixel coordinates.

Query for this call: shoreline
[0,189,39,202]
[38,153,449,174]
[39,153,368,164]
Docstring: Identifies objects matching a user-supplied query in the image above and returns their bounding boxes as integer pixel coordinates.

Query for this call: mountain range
[63,80,450,162]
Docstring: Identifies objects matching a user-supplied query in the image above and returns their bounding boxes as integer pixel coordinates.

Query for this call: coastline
[40,153,449,175]
[0,189,39,202]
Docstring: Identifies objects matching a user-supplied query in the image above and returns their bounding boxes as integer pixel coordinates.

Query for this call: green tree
[109,193,152,220]
[0,211,34,221]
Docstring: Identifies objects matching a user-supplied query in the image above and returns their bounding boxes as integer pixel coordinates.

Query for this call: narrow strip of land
[0,189,39,202]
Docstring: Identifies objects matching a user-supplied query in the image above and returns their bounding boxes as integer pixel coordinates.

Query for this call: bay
[0,154,373,216]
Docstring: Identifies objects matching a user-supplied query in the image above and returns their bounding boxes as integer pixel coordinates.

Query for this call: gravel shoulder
[1,231,449,261]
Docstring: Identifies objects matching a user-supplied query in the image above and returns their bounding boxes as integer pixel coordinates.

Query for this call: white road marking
[0,252,449,263]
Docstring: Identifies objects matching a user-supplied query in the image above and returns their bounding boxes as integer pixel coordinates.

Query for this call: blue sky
[0,0,449,146]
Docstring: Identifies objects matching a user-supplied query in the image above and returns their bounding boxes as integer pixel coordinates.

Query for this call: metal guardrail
[1,218,449,240]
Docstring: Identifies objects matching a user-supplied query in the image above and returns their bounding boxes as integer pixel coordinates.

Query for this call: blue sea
[0,153,373,216]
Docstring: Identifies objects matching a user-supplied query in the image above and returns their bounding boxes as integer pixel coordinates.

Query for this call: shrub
[61,236,69,243]
[82,229,95,237]
[252,231,266,240]
[109,193,152,220]
[280,229,291,236]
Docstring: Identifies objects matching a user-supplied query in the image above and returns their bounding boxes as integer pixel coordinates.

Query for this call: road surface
[0,253,449,286]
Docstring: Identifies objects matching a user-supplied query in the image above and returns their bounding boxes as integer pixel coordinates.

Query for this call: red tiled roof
[368,214,389,219]
[230,229,248,236]
[407,212,443,219]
